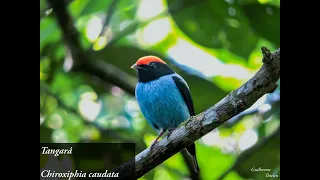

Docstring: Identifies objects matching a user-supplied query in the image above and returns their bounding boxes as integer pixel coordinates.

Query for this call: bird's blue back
[135,74,190,132]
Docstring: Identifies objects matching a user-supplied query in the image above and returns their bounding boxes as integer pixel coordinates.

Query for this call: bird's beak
[131,64,139,69]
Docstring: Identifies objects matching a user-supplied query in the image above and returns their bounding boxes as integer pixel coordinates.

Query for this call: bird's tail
[191,155,200,173]
[186,143,200,173]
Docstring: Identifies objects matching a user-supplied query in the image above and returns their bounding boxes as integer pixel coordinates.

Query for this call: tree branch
[98,0,119,39]
[82,59,137,95]
[90,0,119,49]
[46,0,137,95]
[101,47,280,179]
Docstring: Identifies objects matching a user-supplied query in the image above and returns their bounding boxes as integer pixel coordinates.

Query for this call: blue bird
[131,56,199,172]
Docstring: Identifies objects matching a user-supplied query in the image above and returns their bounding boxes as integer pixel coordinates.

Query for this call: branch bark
[101,47,280,179]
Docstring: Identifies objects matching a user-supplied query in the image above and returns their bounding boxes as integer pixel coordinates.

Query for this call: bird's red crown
[135,56,166,65]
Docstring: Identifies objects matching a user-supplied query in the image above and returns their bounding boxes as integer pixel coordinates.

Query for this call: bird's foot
[167,128,176,139]
[150,140,158,149]
[150,130,166,150]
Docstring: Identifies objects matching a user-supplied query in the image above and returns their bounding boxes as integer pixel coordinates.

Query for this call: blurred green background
[40,0,280,179]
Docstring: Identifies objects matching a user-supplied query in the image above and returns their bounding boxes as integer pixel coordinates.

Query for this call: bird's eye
[150,62,156,68]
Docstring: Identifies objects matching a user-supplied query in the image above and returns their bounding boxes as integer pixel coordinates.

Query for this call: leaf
[167,0,259,59]
[241,3,280,46]
[40,18,61,51]
[50,71,86,93]
[80,0,112,17]
[238,0,280,7]
[196,145,235,180]
[68,0,91,18]
[109,0,138,34]
[153,167,176,180]
[224,171,244,180]
[115,0,137,18]
[93,45,228,113]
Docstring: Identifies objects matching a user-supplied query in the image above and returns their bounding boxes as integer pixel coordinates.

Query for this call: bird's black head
[131,56,175,83]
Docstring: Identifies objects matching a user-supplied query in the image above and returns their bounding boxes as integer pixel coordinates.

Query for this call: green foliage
[242,3,280,46]
[40,0,280,179]
[197,146,235,180]
[167,0,279,59]
[40,18,61,52]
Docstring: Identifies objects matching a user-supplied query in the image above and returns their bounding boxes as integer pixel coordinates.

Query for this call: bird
[131,55,200,173]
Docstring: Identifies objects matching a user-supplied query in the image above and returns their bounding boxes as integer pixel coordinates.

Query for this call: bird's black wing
[172,75,199,172]
[172,76,195,116]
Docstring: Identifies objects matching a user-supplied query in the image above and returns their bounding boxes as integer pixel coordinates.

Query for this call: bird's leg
[150,129,166,149]
[167,128,177,139]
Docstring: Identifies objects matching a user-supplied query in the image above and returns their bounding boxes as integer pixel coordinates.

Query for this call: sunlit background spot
[168,38,252,80]
[40,114,45,125]
[201,129,221,146]
[47,113,63,129]
[266,7,273,15]
[52,129,68,143]
[78,92,101,122]
[228,7,236,16]
[222,138,237,154]
[137,0,166,21]
[224,0,234,4]
[138,18,172,46]
[238,129,258,151]
[85,16,103,42]
[168,38,223,77]
[258,103,272,114]
[110,116,131,128]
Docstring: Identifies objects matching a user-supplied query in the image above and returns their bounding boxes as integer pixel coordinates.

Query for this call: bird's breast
[135,75,190,130]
